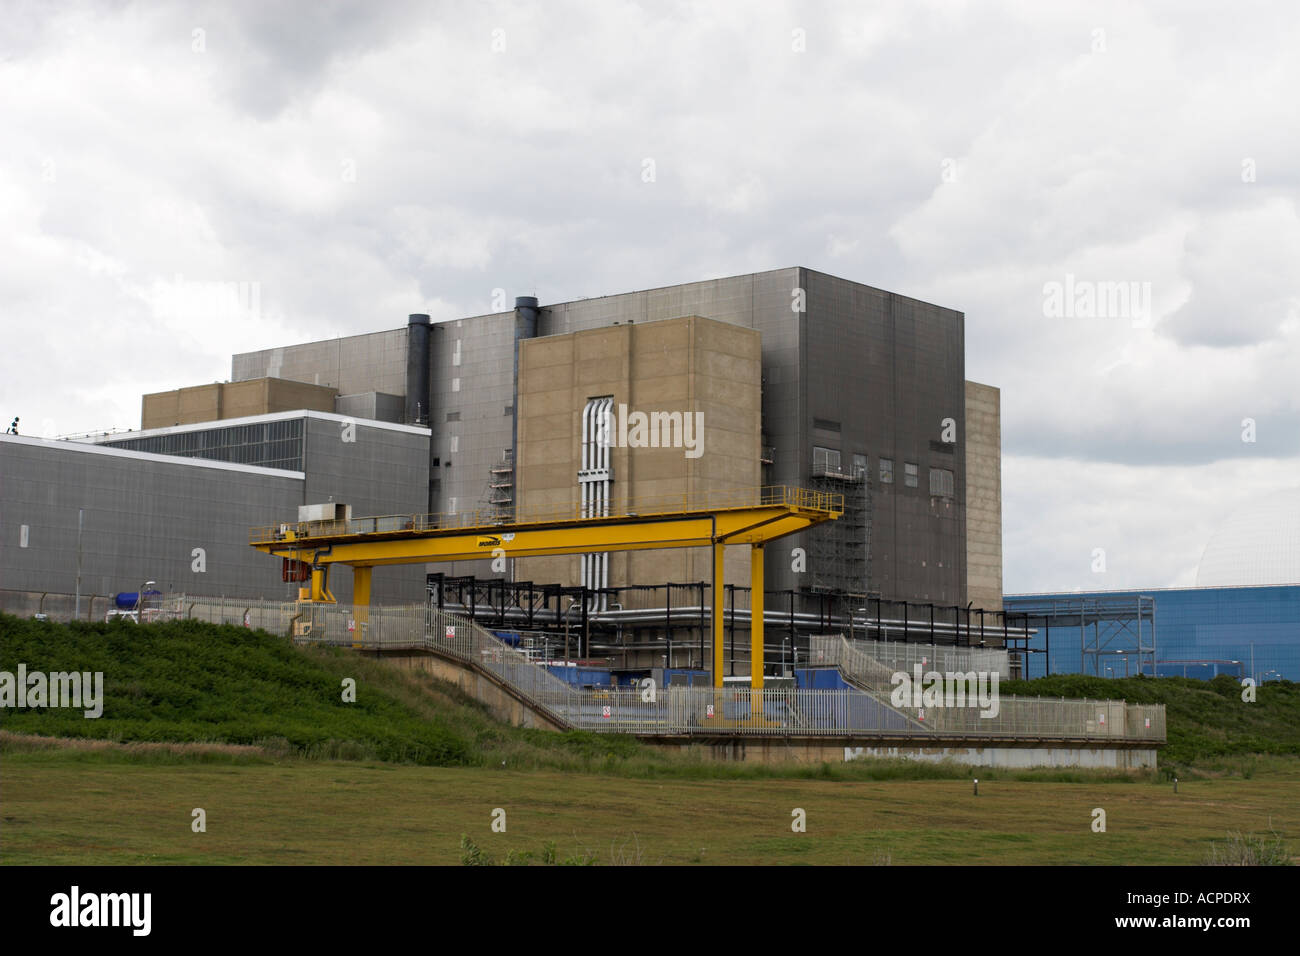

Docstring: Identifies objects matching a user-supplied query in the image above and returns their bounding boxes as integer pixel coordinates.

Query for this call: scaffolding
[485,448,514,523]
[1003,594,1157,677]
[807,466,869,594]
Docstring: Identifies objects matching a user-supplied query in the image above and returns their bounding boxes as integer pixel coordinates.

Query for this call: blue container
[114,590,160,609]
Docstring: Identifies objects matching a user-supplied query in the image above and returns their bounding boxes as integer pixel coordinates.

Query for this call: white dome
[1196,488,1300,587]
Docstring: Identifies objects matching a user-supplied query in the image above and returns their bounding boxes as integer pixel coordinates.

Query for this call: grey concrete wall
[0,434,304,602]
[646,737,1157,768]
[843,744,1157,770]
[232,328,408,397]
[374,651,567,730]
[334,391,404,424]
[965,381,1003,611]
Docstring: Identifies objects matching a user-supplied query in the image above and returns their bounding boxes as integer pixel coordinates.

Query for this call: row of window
[109,420,305,471]
[812,446,954,497]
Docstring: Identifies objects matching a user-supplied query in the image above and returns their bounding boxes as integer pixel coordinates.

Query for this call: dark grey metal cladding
[426,311,514,577]
[798,269,966,604]
[405,314,431,426]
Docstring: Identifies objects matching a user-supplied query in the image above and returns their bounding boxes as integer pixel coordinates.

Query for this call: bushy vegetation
[0,613,474,765]
[1001,672,1300,770]
[1203,827,1292,866]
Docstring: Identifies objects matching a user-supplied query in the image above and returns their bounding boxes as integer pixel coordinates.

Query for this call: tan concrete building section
[516,315,762,589]
[142,378,337,429]
[964,380,1003,610]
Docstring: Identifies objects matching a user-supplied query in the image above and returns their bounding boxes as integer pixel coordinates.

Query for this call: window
[930,467,955,497]
[852,454,868,479]
[904,462,919,487]
[813,446,841,474]
[879,458,894,484]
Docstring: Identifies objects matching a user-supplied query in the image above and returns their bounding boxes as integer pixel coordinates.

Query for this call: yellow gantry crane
[250,486,841,689]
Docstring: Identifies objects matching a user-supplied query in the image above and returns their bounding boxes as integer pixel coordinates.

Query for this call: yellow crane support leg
[352,566,372,648]
[751,543,764,712]
[310,567,334,603]
[712,542,726,688]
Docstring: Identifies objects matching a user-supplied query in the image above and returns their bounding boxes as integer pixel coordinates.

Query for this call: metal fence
[283,602,1164,742]
[2,589,1166,742]
[806,634,1164,741]
[514,685,1164,740]
[809,634,1011,680]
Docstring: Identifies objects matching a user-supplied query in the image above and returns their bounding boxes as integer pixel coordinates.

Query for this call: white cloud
[1,0,1297,592]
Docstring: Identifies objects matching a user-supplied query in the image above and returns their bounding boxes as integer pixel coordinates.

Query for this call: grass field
[3,614,1298,865]
[4,751,1297,865]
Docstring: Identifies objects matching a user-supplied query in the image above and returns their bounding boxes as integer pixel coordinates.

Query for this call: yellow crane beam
[250,486,841,689]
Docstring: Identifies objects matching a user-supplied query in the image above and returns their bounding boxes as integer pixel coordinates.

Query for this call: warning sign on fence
[601,705,611,719]
[705,704,714,718]
[445,626,455,640]
[347,619,355,632]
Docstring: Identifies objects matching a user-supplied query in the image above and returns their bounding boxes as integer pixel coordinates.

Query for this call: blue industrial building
[1004,586,1300,682]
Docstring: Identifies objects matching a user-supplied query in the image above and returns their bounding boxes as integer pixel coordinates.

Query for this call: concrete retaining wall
[369,649,566,731]
[644,735,1158,769]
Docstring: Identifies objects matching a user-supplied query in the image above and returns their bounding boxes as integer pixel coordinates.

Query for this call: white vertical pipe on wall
[577,397,615,612]
[585,398,595,590]
[599,398,611,607]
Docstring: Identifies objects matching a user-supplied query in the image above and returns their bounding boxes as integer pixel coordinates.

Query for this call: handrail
[251,485,844,544]
[159,594,1164,742]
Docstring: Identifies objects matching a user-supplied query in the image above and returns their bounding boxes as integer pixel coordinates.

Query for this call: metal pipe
[430,601,1034,640]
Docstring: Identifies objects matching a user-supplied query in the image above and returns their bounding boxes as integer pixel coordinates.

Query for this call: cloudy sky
[2,0,1297,595]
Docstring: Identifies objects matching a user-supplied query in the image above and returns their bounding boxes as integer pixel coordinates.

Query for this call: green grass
[5,614,1299,864]
[2,754,1296,864]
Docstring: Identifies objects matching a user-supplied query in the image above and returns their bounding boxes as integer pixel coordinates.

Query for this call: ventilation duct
[405,313,431,426]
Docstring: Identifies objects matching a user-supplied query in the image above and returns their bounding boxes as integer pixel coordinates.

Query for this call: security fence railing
[279,603,1165,743]
[511,684,1165,740]
[809,634,1012,684]
[806,634,1164,741]
[63,594,1163,742]
[2,587,1168,742]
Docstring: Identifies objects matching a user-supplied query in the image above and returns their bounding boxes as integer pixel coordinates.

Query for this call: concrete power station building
[1,267,1005,673]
